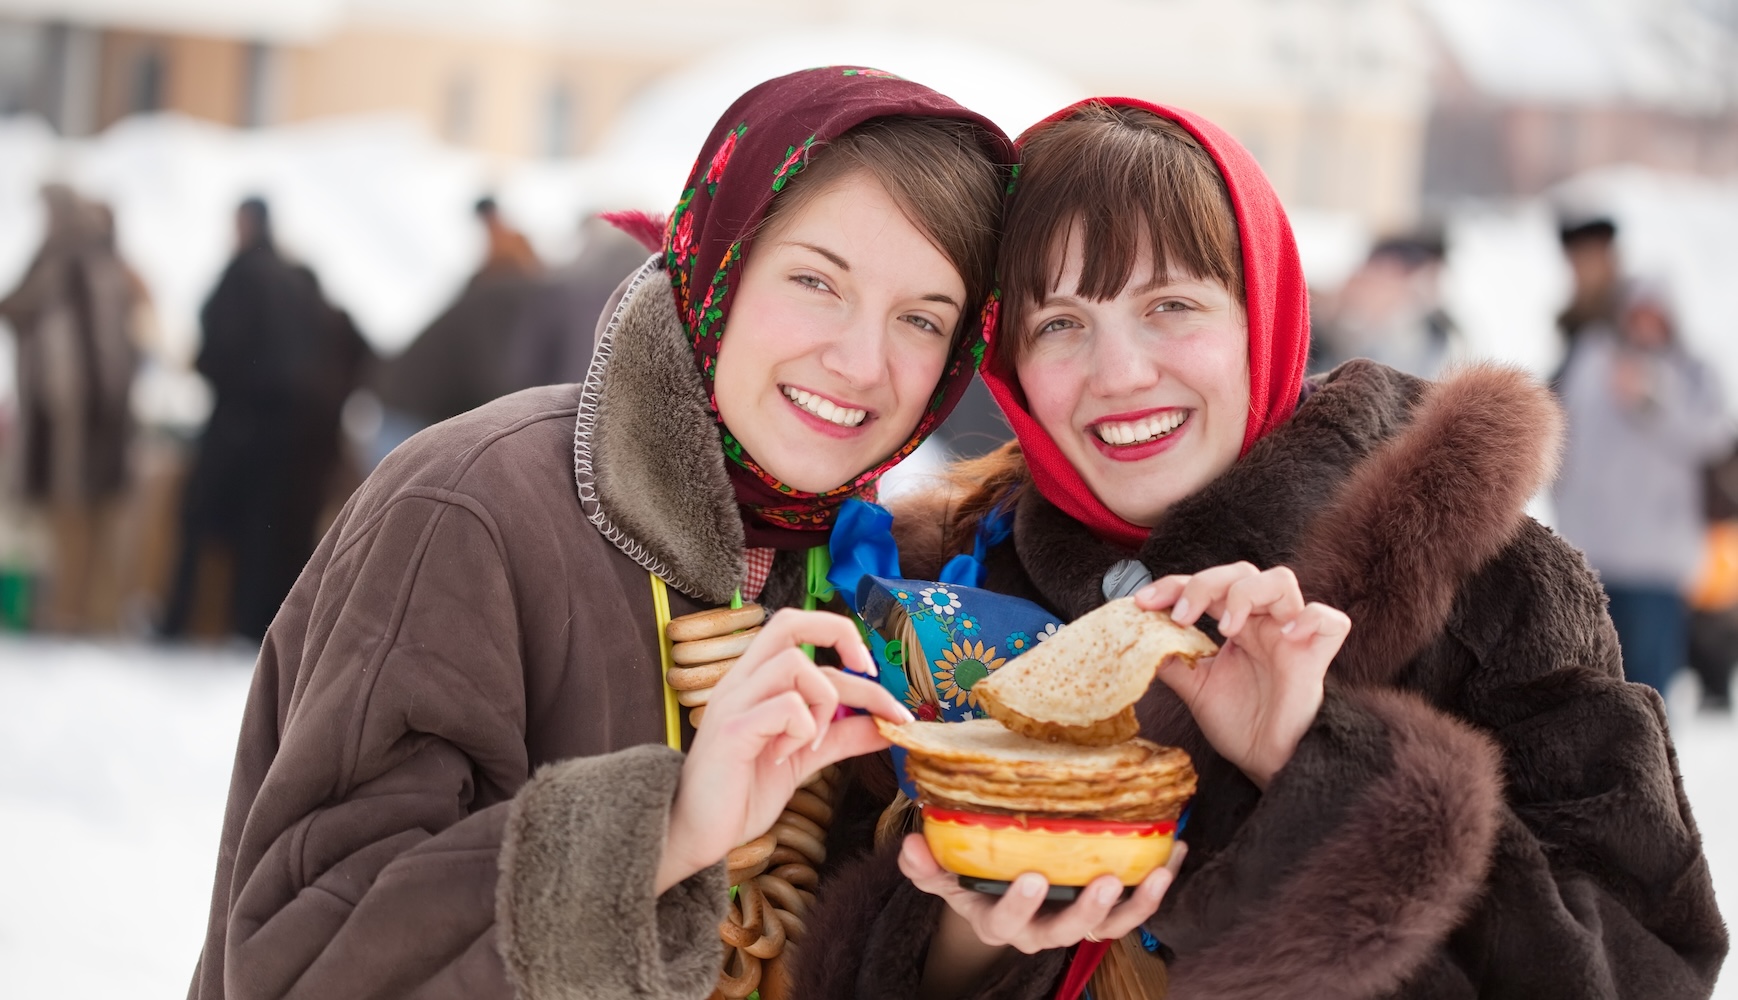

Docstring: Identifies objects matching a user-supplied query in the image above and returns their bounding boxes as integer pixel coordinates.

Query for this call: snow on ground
[0,635,1733,997]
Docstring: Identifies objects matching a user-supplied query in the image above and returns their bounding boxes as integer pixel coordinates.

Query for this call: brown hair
[760,115,1006,341]
[932,439,1030,556]
[995,102,1243,374]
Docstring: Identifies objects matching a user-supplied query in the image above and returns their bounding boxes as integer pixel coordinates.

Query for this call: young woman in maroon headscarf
[188,68,1015,1000]
[797,100,1724,1000]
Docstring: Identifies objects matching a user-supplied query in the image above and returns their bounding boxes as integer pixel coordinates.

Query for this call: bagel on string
[663,603,833,1000]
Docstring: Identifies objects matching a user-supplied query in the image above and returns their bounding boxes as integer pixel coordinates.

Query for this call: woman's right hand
[901,834,1185,997]
[655,608,914,894]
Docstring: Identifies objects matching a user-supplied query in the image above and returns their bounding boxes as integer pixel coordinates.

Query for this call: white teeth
[1094,410,1187,446]
[782,386,867,428]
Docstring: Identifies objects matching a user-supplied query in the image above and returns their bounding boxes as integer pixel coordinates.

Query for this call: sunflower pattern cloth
[857,575,1065,723]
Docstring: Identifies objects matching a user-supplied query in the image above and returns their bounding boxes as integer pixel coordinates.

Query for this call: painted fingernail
[1018,875,1045,897]
[1281,620,1296,635]
[899,706,917,723]
[1173,597,1191,621]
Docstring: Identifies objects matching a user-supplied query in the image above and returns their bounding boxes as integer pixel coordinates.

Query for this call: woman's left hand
[1133,563,1350,789]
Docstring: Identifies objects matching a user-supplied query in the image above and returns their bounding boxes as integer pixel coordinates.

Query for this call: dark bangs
[996,102,1244,373]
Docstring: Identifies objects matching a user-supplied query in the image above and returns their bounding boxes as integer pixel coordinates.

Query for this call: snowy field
[0,635,1732,996]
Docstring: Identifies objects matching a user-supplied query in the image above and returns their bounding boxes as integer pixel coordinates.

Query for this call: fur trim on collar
[574,256,746,603]
[1294,363,1564,687]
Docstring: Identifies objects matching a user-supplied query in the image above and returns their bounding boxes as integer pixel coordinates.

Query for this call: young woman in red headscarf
[796,101,1726,999]
[187,68,1015,1000]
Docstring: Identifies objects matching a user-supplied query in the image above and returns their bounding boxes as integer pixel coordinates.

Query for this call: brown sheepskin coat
[188,257,818,999]
[795,361,1729,999]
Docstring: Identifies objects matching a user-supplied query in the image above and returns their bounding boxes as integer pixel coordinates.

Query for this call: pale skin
[713,170,963,494]
[656,168,971,893]
[911,236,1351,996]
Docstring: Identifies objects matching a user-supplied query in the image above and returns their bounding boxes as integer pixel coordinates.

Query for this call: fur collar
[573,256,746,604]
[1010,360,1563,689]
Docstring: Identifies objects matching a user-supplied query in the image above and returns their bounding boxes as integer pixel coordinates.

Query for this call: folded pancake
[974,597,1219,747]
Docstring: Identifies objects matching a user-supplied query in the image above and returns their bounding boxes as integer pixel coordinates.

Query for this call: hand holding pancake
[656,609,914,894]
[901,833,1185,961]
[1134,563,1350,790]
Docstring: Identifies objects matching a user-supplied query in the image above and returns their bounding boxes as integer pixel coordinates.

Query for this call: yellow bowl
[921,804,1178,886]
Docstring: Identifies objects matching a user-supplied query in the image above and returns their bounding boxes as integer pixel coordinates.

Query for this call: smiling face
[1016,230,1250,527]
[712,169,966,493]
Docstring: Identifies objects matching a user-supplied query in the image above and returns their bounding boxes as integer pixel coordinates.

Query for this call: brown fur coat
[796,360,1728,999]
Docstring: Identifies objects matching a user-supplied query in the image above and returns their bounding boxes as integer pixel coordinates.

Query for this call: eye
[902,313,944,335]
[793,273,833,294]
[1034,316,1077,336]
[1150,299,1191,315]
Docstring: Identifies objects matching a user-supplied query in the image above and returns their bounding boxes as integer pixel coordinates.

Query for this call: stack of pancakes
[881,597,1215,828]
[887,718,1197,822]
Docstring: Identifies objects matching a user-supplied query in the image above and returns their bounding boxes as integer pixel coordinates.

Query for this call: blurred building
[1418,0,1738,202]
[2,1,1735,231]
[0,0,1431,230]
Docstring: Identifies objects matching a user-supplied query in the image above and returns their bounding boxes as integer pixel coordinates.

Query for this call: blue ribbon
[938,498,1014,588]
[828,497,1018,608]
[827,499,902,614]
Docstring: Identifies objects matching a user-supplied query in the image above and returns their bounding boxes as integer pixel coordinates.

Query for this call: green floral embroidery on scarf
[720,429,746,462]
[1005,162,1021,197]
[705,123,748,197]
[694,241,742,342]
[772,135,816,193]
[971,291,999,370]
[665,187,699,318]
[841,68,902,79]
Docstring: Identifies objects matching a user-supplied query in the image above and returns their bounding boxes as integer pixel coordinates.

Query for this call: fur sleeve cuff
[1157,687,1503,1000]
[497,745,726,1000]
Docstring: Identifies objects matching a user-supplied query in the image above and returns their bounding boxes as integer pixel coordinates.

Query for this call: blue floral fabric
[856,575,1065,799]
[857,575,1064,723]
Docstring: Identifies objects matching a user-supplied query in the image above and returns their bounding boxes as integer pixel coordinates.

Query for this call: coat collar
[573,256,747,604]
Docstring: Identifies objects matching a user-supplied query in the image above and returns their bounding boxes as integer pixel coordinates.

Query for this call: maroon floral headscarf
[662,67,1013,549]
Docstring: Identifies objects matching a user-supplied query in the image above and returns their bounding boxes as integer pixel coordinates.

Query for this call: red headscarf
[648,67,1014,549]
[980,98,1311,550]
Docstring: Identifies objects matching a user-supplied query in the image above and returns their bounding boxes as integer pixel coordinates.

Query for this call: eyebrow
[1132,272,1209,294]
[786,240,961,310]
[788,241,850,271]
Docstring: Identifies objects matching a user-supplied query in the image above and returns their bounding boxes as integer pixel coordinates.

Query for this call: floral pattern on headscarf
[661,66,1014,548]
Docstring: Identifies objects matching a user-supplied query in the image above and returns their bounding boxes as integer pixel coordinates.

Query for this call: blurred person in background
[282,266,374,573]
[0,183,146,632]
[160,197,340,641]
[503,213,647,391]
[1554,280,1733,694]
[1687,450,1738,712]
[473,194,542,281]
[1309,232,1458,379]
[1556,217,1622,347]
[371,194,545,452]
